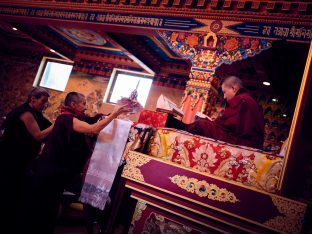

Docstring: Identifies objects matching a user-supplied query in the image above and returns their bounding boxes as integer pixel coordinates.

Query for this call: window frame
[104,68,154,106]
[33,56,74,91]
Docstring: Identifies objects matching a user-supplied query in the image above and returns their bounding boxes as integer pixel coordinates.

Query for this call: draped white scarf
[79,119,132,210]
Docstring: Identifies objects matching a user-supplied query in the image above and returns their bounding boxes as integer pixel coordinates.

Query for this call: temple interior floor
[54,200,125,234]
[54,201,98,234]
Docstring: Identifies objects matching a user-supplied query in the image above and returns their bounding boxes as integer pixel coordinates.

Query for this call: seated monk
[166,76,265,149]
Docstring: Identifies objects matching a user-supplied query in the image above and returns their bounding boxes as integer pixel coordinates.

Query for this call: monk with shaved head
[167,76,265,149]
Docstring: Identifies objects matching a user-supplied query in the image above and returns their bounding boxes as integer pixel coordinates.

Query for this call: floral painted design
[223,38,239,51]
[148,128,283,192]
[137,110,168,128]
[169,175,239,203]
[159,31,272,69]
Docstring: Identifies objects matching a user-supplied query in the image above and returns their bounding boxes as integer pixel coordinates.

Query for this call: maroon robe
[185,88,265,149]
[15,109,103,234]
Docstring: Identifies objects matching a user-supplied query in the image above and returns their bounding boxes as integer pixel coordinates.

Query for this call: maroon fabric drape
[186,89,264,149]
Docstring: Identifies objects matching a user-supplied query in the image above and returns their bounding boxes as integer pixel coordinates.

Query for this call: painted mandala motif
[210,20,223,33]
[60,28,107,45]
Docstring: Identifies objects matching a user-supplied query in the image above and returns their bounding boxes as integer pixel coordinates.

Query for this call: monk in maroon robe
[167,76,265,149]
[15,92,132,234]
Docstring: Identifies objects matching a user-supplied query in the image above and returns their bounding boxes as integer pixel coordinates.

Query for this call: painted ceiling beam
[0,0,311,25]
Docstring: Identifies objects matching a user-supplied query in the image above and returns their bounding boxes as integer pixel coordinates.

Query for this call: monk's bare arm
[73,105,131,134]
[20,112,53,141]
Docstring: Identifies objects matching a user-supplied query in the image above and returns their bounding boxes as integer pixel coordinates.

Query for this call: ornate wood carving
[1,0,311,25]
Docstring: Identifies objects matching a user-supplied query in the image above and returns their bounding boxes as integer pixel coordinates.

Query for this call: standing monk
[0,87,53,234]
[15,91,132,234]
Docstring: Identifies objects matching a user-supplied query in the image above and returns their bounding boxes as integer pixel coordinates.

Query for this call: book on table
[156,94,184,117]
[195,112,213,121]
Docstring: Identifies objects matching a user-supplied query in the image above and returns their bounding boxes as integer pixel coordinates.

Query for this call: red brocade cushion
[137,110,168,128]
[147,128,283,193]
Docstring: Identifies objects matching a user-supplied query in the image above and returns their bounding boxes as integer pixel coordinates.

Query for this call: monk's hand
[113,104,133,117]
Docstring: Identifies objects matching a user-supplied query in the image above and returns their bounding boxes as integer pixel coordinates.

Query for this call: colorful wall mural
[43,70,109,121]
[0,59,40,123]
[0,58,184,124]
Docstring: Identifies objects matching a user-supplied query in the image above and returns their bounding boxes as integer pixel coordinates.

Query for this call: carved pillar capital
[159,30,272,122]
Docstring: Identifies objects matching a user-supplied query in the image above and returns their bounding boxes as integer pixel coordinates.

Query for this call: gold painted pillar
[181,69,219,123]
[159,31,272,123]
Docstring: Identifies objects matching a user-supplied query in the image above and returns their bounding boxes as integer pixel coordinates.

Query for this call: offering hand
[113,104,133,117]
[117,97,143,113]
